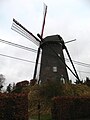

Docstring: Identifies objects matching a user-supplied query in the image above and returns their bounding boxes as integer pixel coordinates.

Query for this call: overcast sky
[0,0,90,86]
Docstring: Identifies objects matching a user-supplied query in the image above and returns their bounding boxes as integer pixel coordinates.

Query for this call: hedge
[0,93,28,120]
[51,96,90,120]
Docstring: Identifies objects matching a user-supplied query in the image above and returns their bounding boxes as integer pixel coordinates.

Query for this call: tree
[12,80,29,93]
[84,77,90,87]
[30,79,37,86]
[12,82,16,91]
[0,74,5,91]
[6,84,12,93]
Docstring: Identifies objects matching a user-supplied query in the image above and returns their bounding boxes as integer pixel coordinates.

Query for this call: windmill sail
[33,3,47,80]
[41,3,47,38]
[12,18,40,46]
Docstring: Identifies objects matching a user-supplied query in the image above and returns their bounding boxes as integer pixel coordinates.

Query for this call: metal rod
[33,47,41,80]
[64,45,80,81]
[65,39,76,44]
[49,45,78,80]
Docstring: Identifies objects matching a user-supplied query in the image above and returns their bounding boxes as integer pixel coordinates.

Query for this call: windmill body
[39,35,69,83]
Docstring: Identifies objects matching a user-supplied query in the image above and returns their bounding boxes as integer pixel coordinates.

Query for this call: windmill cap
[43,35,63,43]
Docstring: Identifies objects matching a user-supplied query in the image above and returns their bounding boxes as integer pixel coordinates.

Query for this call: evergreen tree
[0,74,5,92]
[6,84,12,93]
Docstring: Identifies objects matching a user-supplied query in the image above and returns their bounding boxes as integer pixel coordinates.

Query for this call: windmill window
[53,66,57,72]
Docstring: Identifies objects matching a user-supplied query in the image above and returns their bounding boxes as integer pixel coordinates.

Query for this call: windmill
[11,3,80,83]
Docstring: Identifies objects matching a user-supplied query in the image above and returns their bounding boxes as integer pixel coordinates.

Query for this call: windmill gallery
[11,4,80,84]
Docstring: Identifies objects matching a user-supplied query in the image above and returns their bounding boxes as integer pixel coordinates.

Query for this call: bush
[52,96,90,120]
[0,93,28,120]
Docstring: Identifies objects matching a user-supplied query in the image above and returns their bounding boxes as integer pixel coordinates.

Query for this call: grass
[31,114,52,120]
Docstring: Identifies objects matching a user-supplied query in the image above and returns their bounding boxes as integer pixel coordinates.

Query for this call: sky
[0,0,90,87]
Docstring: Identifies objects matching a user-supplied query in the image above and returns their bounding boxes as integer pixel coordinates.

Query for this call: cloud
[0,0,90,85]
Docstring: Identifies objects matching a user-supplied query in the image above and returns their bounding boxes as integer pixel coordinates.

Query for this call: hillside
[22,81,90,118]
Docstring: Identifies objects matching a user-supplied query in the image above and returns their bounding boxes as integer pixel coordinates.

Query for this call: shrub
[52,96,90,120]
[0,93,28,120]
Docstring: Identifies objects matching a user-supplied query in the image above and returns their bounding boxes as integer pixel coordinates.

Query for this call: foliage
[0,74,5,92]
[84,77,90,87]
[29,82,90,101]
[28,81,64,117]
[62,84,90,96]
[6,84,12,93]
[0,93,28,120]
[30,79,37,86]
[52,96,90,120]
[12,80,29,93]
[39,81,63,100]
[31,114,52,120]
[28,81,90,117]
